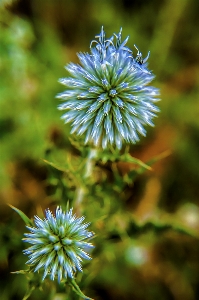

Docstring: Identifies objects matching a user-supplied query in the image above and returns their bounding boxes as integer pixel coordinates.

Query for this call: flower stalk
[75,148,98,213]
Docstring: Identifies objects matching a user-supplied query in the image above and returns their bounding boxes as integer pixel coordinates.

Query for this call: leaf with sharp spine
[9,204,33,226]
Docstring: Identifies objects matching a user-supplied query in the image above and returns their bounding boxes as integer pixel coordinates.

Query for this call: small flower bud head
[57,27,160,149]
[23,207,94,282]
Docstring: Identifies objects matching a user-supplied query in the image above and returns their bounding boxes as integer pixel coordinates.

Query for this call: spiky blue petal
[23,207,94,283]
[57,27,160,149]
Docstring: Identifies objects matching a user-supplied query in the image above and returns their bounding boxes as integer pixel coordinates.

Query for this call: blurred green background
[0,0,199,299]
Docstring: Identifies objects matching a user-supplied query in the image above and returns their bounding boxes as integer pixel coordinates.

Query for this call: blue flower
[23,207,94,282]
[57,27,160,149]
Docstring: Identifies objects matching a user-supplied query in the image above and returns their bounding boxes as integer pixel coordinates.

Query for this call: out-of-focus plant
[0,10,65,186]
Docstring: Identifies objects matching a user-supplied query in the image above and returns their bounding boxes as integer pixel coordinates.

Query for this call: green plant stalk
[74,148,98,213]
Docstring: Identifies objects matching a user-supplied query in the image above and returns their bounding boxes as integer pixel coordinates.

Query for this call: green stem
[22,286,35,300]
[74,148,97,213]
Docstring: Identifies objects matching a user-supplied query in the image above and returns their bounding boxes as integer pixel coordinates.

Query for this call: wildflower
[57,27,160,149]
[23,207,94,282]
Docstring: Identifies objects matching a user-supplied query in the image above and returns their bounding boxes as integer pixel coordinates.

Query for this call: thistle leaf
[125,150,171,184]
[98,150,151,170]
[9,204,33,226]
[43,159,66,172]
[68,278,94,300]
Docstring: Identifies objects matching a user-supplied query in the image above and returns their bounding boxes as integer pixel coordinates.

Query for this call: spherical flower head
[57,27,160,149]
[23,207,94,282]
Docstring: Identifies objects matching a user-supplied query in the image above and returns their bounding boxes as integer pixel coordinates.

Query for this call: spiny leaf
[22,286,35,300]
[43,159,67,172]
[43,158,85,189]
[129,217,199,239]
[125,150,171,184]
[146,149,171,166]
[11,269,30,275]
[68,136,84,152]
[98,150,151,170]
[9,204,33,226]
[68,278,94,300]
[123,153,152,170]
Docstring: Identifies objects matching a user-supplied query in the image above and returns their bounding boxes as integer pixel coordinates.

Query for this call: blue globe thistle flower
[23,207,94,282]
[57,27,160,149]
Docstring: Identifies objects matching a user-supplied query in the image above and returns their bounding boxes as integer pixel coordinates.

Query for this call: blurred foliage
[0,0,199,299]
